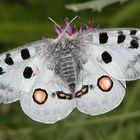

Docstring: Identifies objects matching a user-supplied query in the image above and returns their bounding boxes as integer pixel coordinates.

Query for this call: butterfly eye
[97,76,113,92]
[33,89,48,104]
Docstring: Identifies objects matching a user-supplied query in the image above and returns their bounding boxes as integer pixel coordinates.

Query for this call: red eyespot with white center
[97,76,113,92]
[33,89,48,104]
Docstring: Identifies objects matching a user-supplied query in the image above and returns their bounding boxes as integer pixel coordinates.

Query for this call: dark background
[0,0,140,140]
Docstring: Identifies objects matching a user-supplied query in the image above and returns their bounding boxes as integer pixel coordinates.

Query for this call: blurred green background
[0,0,140,140]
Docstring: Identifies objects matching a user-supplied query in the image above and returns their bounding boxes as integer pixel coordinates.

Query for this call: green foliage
[65,0,128,12]
[0,0,140,140]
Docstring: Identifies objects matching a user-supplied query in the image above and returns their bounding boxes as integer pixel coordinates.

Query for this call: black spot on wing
[23,66,33,79]
[117,34,125,44]
[21,48,30,60]
[129,39,139,49]
[130,30,137,35]
[99,32,108,44]
[0,67,5,75]
[101,51,112,64]
[4,53,14,65]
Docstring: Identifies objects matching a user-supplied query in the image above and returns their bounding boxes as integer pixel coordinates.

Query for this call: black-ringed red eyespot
[97,76,113,92]
[33,89,48,104]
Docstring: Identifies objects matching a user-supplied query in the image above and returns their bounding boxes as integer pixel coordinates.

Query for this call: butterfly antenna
[48,17,62,31]
[64,16,79,34]
[65,16,78,29]
[69,15,78,25]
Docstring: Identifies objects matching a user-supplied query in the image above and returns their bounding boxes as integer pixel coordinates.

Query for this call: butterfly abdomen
[58,50,78,91]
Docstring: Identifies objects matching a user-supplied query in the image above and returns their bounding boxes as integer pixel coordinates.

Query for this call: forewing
[20,70,76,124]
[76,59,126,115]
[77,28,140,80]
[0,39,53,103]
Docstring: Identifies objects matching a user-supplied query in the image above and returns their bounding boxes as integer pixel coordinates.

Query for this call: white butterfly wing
[0,38,75,123]
[20,70,76,124]
[0,39,52,103]
[78,28,140,80]
[76,59,126,115]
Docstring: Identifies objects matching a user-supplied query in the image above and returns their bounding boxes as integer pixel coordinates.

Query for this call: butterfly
[0,16,139,124]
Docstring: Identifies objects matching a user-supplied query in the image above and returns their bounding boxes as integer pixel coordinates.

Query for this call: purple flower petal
[74,25,79,33]
[65,17,73,36]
